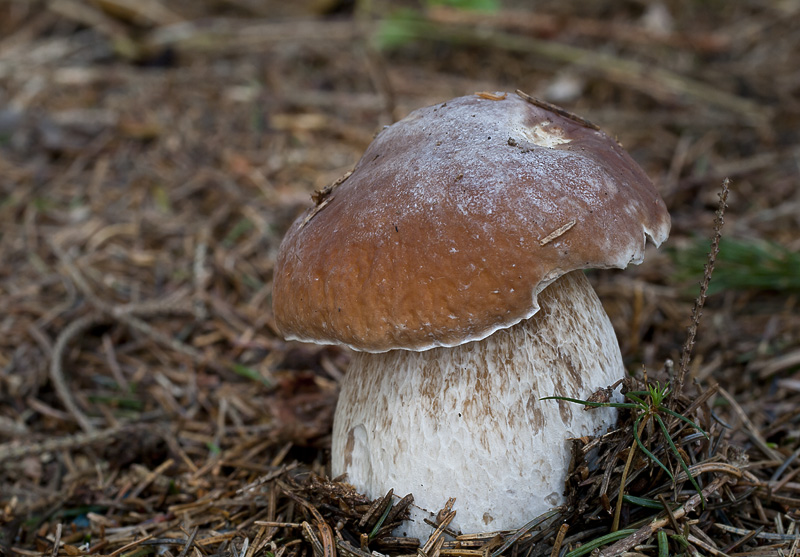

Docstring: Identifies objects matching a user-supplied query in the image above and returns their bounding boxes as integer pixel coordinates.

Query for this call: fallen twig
[598,476,730,556]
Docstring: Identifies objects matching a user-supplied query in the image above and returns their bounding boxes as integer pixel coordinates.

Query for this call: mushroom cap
[273,92,670,352]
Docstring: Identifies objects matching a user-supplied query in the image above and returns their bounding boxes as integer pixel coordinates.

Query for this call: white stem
[331,271,623,538]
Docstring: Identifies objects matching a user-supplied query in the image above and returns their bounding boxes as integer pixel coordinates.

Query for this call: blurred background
[0,0,798,553]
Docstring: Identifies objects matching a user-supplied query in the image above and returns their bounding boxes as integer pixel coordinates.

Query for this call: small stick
[108,534,155,557]
[128,458,174,499]
[50,523,62,557]
[254,522,303,529]
[516,90,600,131]
[658,493,681,534]
[721,525,763,553]
[539,220,576,246]
[422,510,457,556]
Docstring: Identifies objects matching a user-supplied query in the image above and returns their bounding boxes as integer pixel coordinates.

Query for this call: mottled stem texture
[332,271,623,538]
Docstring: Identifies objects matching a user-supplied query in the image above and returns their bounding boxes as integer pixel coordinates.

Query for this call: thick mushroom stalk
[332,271,622,538]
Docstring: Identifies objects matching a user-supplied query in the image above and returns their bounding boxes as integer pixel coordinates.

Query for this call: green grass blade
[660,407,710,439]
[623,392,648,406]
[563,529,637,557]
[655,414,706,506]
[369,499,394,540]
[657,530,669,557]
[671,237,800,294]
[625,390,652,397]
[232,364,272,387]
[622,495,663,509]
[633,415,674,482]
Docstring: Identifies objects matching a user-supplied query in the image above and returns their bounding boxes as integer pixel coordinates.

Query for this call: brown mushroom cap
[273,92,670,352]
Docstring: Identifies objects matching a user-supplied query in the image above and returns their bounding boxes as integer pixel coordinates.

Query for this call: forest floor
[1,1,799,555]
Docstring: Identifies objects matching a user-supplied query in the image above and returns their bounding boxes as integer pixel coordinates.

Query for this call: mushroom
[272,92,670,537]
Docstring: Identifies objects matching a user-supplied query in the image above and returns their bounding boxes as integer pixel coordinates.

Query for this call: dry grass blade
[338,539,374,557]
[49,523,62,557]
[550,523,569,557]
[715,523,800,542]
[490,509,560,557]
[302,521,325,557]
[384,493,415,528]
[107,534,155,557]
[718,387,783,462]
[421,510,457,556]
[177,526,200,557]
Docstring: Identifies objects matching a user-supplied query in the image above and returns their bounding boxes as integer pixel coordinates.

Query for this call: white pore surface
[331,271,624,539]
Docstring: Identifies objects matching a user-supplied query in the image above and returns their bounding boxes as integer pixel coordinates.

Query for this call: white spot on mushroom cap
[516,121,572,148]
